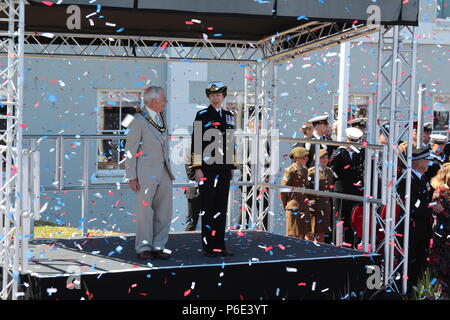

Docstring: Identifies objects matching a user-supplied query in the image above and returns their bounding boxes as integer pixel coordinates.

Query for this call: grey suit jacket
[124,112,175,184]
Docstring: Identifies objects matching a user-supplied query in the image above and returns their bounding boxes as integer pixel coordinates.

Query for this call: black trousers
[334,197,359,246]
[199,169,232,252]
[407,237,430,293]
[185,196,201,231]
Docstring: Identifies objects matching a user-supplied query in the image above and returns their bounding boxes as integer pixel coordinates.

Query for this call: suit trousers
[199,169,232,252]
[185,195,201,231]
[134,167,173,254]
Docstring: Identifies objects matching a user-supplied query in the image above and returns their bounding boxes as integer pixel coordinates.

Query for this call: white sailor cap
[430,134,448,144]
[309,114,329,125]
[348,117,368,128]
[345,127,364,140]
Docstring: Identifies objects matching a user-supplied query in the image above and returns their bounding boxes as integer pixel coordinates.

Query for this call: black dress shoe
[151,250,170,259]
[220,250,234,257]
[137,251,154,259]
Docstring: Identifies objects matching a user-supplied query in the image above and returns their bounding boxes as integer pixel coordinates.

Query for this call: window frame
[93,88,143,183]
[332,92,374,123]
[431,93,450,137]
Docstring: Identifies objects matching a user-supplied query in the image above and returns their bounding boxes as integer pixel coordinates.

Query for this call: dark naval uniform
[398,169,434,291]
[329,146,365,245]
[191,105,237,253]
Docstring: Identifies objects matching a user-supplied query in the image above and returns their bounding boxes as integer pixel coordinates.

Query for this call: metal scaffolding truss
[12,32,263,63]
[371,25,417,295]
[261,21,379,65]
[0,0,418,300]
[0,21,377,64]
[0,0,25,300]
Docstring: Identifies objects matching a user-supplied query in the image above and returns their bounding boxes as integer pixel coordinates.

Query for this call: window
[437,0,450,20]
[225,91,256,131]
[332,94,373,122]
[96,90,141,179]
[432,94,450,134]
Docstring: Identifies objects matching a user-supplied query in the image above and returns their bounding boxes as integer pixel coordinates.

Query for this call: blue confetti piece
[96,4,101,13]
[296,16,309,20]
[198,110,207,114]
[116,27,125,33]
[213,34,223,37]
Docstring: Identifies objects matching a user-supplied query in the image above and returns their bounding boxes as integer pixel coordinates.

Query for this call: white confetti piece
[286,267,297,272]
[105,22,116,27]
[415,199,421,208]
[39,202,49,213]
[308,78,316,84]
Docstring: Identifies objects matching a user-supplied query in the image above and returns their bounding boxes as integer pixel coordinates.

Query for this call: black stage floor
[20,231,381,300]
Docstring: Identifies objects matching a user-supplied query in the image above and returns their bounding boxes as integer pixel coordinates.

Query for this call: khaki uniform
[307,166,334,234]
[281,163,312,237]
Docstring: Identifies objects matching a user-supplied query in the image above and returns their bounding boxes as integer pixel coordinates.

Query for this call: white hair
[143,86,164,104]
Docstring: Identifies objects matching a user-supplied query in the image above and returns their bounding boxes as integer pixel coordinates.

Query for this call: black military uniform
[191,82,237,256]
[294,114,336,168]
[329,127,365,246]
[397,148,434,292]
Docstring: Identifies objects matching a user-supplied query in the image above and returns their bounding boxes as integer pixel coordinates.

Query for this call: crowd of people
[280,114,449,296]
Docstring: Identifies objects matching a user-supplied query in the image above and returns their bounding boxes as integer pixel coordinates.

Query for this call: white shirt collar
[145,105,159,121]
[313,131,322,140]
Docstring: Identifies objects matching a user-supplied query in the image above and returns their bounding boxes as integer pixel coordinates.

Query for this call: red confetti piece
[135,151,143,157]
[211,230,216,237]
[114,200,120,207]
[207,27,214,30]
[11,165,17,175]
[179,187,189,190]
[342,242,352,247]
[142,200,149,207]
[200,177,208,181]
[278,244,286,250]
[352,20,358,25]
[336,221,344,226]
[185,21,194,25]
[19,123,28,128]
[344,164,350,169]
[41,1,54,6]
[265,246,273,252]
[213,248,222,252]
[184,289,191,296]
[161,41,169,50]
[245,73,255,81]
[34,101,40,108]
[212,122,221,125]
[297,282,306,286]
[236,231,245,237]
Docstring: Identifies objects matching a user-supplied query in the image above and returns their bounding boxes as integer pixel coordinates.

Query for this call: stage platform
[19,231,381,300]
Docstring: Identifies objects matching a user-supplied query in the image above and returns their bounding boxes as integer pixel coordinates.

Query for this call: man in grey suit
[124,86,175,260]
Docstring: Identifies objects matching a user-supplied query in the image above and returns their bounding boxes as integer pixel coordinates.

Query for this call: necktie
[218,109,222,117]
[154,113,163,127]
